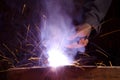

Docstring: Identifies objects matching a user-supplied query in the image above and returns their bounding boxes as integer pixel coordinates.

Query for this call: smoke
[40,0,85,67]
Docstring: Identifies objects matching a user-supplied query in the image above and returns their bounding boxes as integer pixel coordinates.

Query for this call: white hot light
[47,48,71,68]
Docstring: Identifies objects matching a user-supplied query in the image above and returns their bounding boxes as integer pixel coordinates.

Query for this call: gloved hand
[66,23,92,49]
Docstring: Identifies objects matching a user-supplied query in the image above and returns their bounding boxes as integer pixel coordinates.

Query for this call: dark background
[0,0,120,71]
[91,0,120,65]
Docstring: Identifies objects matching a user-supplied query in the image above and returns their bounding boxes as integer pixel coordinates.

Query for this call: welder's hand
[67,23,92,48]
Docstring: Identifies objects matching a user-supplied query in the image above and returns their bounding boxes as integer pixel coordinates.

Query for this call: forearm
[83,0,112,31]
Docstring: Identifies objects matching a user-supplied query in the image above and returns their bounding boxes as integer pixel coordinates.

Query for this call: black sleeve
[83,0,112,30]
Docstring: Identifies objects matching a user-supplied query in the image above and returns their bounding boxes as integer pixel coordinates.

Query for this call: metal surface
[0,66,120,80]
